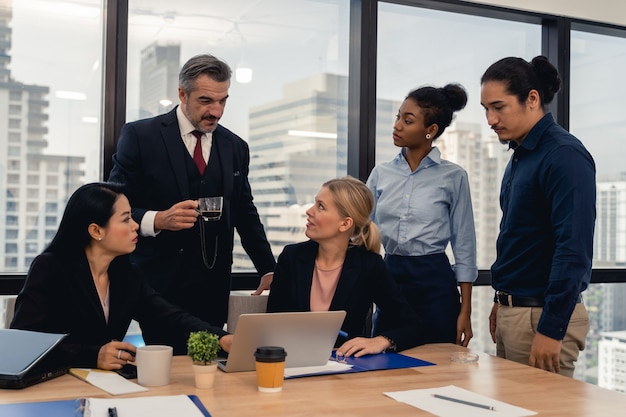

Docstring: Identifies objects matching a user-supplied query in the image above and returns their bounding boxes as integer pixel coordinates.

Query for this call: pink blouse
[310,262,342,311]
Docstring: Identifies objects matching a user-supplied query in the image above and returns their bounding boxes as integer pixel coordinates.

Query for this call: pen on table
[432,394,496,411]
[108,407,119,417]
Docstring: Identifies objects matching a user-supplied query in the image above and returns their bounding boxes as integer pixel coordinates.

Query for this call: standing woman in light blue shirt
[366,84,477,346]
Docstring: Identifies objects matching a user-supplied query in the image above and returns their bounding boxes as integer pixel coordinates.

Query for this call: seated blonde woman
[267,176,425,357]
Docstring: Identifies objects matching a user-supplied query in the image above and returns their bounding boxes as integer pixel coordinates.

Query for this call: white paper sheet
[283,360,353,377]
[70,368,148,395]
[86,395,204,417]
[384,385,537,417]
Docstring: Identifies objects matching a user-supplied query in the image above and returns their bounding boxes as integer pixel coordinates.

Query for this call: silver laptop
[218,310,346,373]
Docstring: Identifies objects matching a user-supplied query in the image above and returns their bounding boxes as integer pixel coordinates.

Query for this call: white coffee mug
[135,345,173,387]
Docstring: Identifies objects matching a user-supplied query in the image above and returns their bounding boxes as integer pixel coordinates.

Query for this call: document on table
[86,395,207,417]
[283,360,353,378]
[384,385,537,417]
[70,368,148,395]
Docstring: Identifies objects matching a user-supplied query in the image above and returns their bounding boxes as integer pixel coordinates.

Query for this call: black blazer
[11,252,227,366]
[108,107,276,327]
[109,107,275,276]
[267,240,425,351]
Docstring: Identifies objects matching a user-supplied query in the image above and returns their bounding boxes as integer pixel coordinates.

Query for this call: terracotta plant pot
[192,362,217,389]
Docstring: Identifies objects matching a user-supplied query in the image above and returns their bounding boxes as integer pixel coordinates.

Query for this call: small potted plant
[187,330,220,388]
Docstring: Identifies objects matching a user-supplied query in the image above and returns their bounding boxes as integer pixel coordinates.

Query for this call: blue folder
[0,395,211,417]
[334,351,435,372]
[285,352,434,379]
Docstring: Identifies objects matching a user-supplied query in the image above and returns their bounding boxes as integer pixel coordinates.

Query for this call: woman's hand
[97,340,136,370]
[219,334,234,353]
[336,336,390,358]
[456,310,473,347]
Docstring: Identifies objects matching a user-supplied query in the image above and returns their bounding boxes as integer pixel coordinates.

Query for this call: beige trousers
[495,302,589,378]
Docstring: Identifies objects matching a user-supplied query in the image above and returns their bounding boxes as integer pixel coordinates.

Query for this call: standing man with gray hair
[110,54,275,352]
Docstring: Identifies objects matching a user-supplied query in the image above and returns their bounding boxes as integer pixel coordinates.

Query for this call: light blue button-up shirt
[366,147,477,283]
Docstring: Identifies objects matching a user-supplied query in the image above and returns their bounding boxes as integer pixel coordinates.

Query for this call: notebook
[0,328,69,389]
[217,310,346,373]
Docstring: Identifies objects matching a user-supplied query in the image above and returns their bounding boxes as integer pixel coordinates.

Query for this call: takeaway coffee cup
[254,346,287,392]
[135,345,173,387]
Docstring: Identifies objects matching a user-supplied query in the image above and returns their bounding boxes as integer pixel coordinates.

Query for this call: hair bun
[442,83,468,112]
[531,55,561,103]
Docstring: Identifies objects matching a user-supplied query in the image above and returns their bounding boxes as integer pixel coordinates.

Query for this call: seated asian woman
[11,182,233,370]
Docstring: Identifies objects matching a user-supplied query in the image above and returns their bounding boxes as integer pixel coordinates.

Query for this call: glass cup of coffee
[198,196,223,221]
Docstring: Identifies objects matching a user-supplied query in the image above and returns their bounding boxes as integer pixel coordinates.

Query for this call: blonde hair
[322,176,381,253]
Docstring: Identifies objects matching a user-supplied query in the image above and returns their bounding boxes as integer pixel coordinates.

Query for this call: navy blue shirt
[491,113,596,340]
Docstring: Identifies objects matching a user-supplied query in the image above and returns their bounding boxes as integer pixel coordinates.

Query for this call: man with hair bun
[481,55,596,377]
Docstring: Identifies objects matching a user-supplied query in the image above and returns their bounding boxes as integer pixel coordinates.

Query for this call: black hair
[406,83,467,139]
[45,182,126,259]
[480,55,561,109]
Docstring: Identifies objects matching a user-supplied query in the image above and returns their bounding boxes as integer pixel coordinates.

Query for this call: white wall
[466,0,626,27]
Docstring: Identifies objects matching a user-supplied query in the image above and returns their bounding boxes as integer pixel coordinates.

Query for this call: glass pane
[571,30,626,269]
[1,295,16,329]
[126,0,349,271]
[570,30,626,388]
[0,0,104,273]
[376,1,540,366]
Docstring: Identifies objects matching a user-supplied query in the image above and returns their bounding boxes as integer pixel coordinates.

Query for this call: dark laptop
[0,328,69,389]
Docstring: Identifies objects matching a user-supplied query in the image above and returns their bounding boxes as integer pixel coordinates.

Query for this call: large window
[0,0,103,273]
[570,28,626,387]
[570,29,626,268]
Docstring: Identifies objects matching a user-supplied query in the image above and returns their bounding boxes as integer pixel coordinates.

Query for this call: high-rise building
[598,331,626,392]
[595,177,626,266]
[579,175,626,383]
[138,42,180,119]
[0,1,84,273]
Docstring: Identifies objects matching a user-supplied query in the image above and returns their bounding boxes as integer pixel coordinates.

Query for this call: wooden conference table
[2,343,625,416]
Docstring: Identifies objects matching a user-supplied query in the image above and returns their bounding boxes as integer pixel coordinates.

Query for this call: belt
[494,291,583,307]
